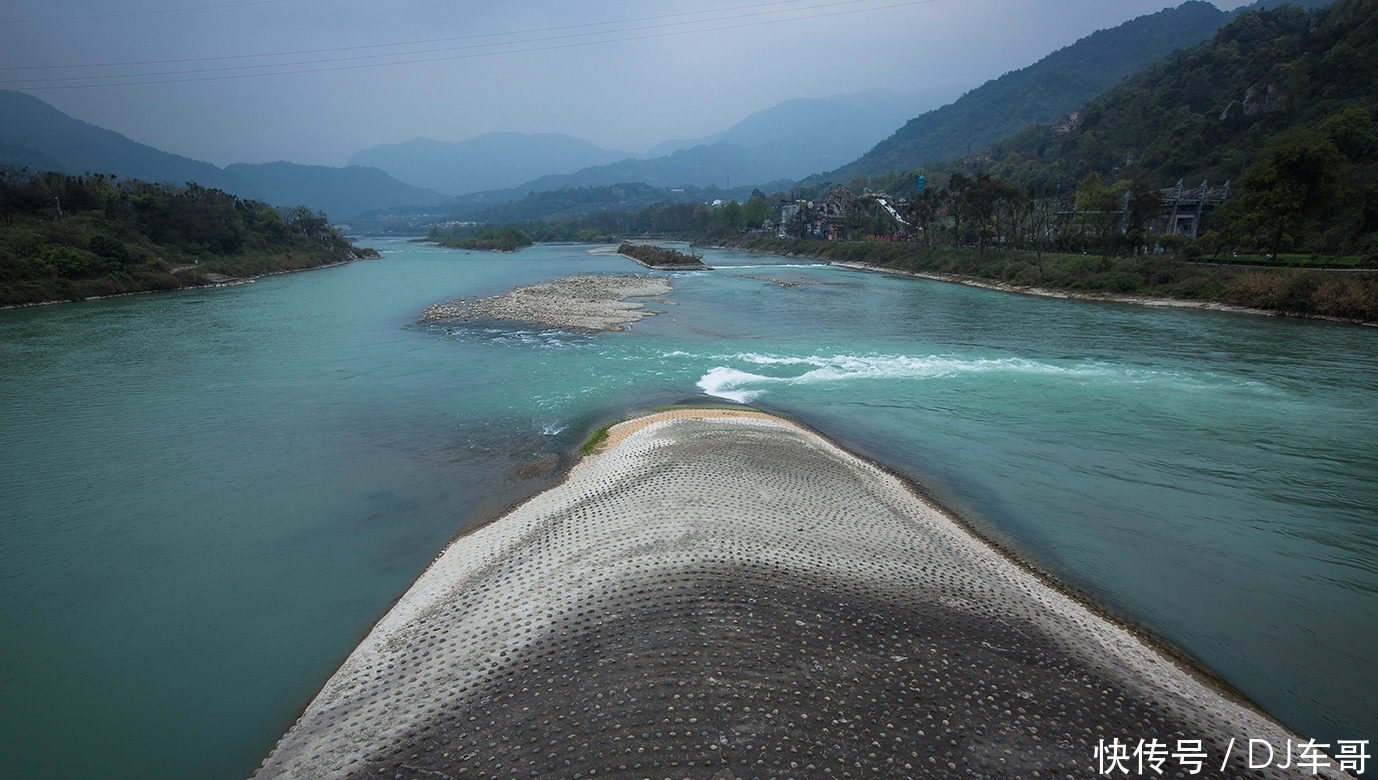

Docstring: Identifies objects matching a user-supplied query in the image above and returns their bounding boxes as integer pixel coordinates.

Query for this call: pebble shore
[254,410,1343,780]
[419,275,672,332]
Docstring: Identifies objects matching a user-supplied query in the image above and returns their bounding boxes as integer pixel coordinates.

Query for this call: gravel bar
[420,275,672,332]
[253,410,1344,780]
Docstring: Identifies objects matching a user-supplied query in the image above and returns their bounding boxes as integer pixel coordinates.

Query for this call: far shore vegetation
[723,237,1378,322]
[617,243,709,269]
[428,226,534,252]
[413,188,1377,322]
[0,168,376,307]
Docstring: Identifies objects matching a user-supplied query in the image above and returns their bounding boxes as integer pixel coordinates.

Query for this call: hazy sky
[0,0,1256,167]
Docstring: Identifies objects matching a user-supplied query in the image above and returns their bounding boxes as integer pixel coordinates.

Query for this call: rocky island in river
[420,274,672,332]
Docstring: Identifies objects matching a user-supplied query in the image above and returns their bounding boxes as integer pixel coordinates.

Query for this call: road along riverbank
[253,409,1345,780]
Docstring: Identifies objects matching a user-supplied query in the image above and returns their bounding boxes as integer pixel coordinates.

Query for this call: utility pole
[54,196,62,224]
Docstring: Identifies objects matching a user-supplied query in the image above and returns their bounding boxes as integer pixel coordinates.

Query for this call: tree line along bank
[0,169,377,307]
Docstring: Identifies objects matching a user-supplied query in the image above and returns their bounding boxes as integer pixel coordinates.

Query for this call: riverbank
[419,273,672,331]
[830,260,1284,317]
[715,237,1378,324]
[253,409,1342,780]
[0,251,376,311]
[0,172,376,309]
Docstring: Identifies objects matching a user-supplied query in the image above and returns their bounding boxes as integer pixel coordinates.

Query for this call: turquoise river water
[1,240,1375,779]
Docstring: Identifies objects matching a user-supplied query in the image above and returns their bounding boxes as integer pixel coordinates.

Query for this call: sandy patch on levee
[419,274,671,332]
[253,410,1344,780]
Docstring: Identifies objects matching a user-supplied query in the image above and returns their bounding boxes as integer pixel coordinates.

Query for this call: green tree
[718,201,745,232]
[1075,172,1125,257]
[741,196,772,229]
[1227,131,1345,254]
[1321,106,1376,162]
[907,191,939,256]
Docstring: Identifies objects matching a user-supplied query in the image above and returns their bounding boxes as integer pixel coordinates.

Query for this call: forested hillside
[0,90,250,194]
[811,1,1233,181]
[940,0,1377,257]
[1,91,451,221]
[0,170,374,307]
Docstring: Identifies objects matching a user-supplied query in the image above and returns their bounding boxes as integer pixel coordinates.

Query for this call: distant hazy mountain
[522,87,965,192]
[0,91,449,221]
[0,90,254,194]
[347,133,634,196]
[808,1,1236,181]
[225,162,448,221]
[646,87,964,159]
[518,144,795,191]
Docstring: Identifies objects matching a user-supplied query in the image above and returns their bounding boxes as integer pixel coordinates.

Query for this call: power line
[4,0,942,91]
[3,0,927,87]
[0,0,296,25]
[5,0,917,91]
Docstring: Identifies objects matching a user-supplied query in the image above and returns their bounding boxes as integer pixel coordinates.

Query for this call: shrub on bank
[617,244,708,268]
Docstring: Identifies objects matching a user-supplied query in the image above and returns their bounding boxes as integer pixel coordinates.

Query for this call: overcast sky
[0,0,1256,167]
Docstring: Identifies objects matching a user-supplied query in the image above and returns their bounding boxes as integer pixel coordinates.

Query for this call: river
[1,240,1374,779]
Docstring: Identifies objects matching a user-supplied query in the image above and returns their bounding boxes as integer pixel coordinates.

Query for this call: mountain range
[355,0,1294,227]
[2,0,1331,226]
[364,0,1300,223]
[0,90,249,194]
[511,87,965,193]
[812,0,1336,184]
[1,85,956,219]
[810,1,1232,183]
[350,87,964,197]
[0,91,445,221]
[347,133,634,196]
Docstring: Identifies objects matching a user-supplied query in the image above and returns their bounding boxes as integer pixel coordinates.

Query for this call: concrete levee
[253,411,1345,780]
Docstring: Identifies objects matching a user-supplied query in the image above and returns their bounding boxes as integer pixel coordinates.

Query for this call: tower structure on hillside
[1161,179,1230,237]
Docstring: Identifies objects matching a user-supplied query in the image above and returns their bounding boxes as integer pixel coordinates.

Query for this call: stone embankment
[254,410,1343,780]
[420,274,672,332]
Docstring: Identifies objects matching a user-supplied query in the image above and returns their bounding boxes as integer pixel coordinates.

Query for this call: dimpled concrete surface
[253,411,1342,780]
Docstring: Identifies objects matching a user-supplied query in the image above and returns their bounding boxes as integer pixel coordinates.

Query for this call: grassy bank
[725,238,1378,323]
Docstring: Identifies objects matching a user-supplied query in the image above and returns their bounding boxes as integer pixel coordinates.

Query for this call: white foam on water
[715,263,826,269]
[696,352,1175,401]
[743,352,1114,380]
[696,367,770,403]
